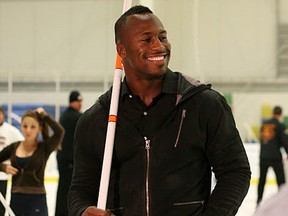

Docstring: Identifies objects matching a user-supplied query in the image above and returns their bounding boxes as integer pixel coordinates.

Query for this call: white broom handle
[0,192,15,216]
[97,0,132,210]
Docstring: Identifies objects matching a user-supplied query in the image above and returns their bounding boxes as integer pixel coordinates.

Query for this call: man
[55,90,83,216]
[257,106,288,205]
[0,107,24,216]
[68,5,251,216]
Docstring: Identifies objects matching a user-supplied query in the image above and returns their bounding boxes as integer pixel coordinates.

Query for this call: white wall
[153,0,277,81]
[0,0,278,82]
[0,0,122,80]
[279,0,288,23]
[0,0,286,142]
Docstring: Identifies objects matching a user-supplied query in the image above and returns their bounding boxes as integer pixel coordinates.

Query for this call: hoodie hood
[173,71,211,105]
[99,70,211,109]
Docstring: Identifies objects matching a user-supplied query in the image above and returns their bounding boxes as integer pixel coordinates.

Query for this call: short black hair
[69,90,82,103]
[273,106,282,115]
[114,5,153,43]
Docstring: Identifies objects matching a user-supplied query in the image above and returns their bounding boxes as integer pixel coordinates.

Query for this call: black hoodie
[68,70,251,216]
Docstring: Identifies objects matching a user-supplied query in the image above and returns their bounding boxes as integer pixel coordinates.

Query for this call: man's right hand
[81,206,115,216]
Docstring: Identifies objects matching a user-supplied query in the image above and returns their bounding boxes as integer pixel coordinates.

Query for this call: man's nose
[151,37,165,50]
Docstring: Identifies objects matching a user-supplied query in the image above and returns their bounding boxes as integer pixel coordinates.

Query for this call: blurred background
[1,0,288,215]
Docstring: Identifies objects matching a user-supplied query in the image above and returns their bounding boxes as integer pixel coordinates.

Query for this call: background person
[0,107,24,216]
[55,90,83,216]
[0,107,64,215]
[257,105,288,205]
[68,5,251,216]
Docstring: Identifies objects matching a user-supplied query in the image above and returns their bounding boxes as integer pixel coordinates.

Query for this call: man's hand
[81,206,115,216]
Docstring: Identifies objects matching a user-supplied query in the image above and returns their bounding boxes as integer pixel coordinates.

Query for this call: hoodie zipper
[144,136,151,216]
[174,109,186,148]
[173,200,205,206]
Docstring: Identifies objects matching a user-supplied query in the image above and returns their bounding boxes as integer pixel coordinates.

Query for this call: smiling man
[68,5,251,216]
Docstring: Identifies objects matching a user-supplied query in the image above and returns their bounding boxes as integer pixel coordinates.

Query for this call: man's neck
[127,79,163,106]
[273,114,281,120]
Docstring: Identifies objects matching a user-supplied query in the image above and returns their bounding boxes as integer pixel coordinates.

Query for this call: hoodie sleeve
[202,91,251,216]
[68,101,108,216]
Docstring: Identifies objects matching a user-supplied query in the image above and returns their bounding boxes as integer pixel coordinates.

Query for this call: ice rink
[9,179,276,216]
[45,181,276,216]
[3,145,282,216]
[237,183,278,216]
[5,181,278,216]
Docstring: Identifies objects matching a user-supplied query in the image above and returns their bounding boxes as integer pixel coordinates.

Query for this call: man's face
[0,112,4,126]
[71,100,82,112]
[117,13,171,80]
[75,101,82,112]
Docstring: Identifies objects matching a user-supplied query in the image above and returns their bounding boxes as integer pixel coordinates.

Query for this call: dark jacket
[68,70,251,216]
[57,106,82,164]
[259,117,288,160]
[0,113,64,194]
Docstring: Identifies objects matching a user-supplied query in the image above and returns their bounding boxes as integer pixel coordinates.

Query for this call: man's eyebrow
[141,30,167,35]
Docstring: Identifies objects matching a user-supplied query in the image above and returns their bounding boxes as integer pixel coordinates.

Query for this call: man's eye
[143,38,151,43]
[160,36,167,41]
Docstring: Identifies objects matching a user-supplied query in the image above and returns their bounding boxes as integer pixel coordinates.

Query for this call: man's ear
[116,43,126,59]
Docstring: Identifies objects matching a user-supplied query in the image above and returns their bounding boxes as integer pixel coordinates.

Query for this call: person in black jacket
[257,105,288,205]
[68,5,251,216]
[55,90,83,216]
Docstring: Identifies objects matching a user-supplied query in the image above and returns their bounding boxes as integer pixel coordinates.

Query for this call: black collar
[120,69,178,100]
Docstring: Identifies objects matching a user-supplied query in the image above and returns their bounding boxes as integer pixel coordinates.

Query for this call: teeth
[148,56,164,61]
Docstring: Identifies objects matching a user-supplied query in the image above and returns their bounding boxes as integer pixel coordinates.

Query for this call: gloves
[81,206,115,216]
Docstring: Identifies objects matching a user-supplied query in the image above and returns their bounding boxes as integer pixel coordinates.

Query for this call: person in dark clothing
[55,90,82,216]
[257,106,288,205]
[68,5,251,216]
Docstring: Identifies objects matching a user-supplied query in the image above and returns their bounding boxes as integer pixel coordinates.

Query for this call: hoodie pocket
[173,200,205,206]
[173,200,205,216]
[174,109,186,148]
